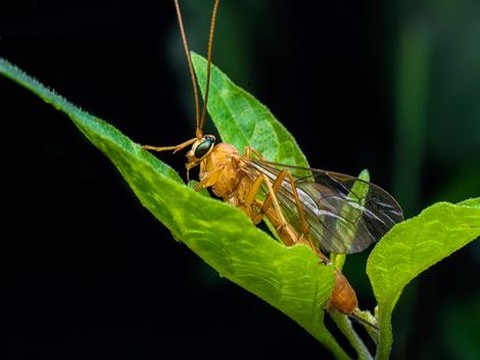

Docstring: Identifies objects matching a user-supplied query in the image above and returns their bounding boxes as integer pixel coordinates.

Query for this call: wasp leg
[242,172,299,247]
[243,147,328,260]
[142,137,197,153]
[194,165,225,191]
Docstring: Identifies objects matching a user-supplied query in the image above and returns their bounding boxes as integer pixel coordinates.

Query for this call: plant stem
[375,301,395,360]
[330,311,373,360]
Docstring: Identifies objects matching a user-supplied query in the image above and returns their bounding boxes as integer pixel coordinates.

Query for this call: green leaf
[191,52,310,170]
[0,57,349,358]
[366,198,480,359]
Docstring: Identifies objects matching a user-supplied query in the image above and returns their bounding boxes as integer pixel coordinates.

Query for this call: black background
[1,0,478,359]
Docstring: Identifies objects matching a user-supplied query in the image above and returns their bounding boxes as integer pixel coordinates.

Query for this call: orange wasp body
[144,0,403,318]
[185,139,362,314]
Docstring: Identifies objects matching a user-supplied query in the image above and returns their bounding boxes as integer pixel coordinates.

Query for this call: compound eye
[193,135,215,159]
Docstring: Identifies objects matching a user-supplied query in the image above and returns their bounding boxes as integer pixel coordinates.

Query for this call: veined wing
[246,159,404,254]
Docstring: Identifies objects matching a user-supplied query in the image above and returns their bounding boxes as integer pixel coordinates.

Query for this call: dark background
[1,0,480,359]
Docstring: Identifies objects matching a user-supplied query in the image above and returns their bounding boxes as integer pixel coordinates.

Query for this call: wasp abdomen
[329,270,358,315]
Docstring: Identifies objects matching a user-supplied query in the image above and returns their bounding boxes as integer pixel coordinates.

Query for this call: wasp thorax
[198,142,242,199]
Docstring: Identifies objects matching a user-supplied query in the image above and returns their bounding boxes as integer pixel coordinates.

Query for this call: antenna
[199,0,220,137]
[143,0,220,154]
[173,0,220,139]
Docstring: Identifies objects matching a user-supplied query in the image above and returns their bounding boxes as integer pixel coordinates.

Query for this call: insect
[144,0,404,318]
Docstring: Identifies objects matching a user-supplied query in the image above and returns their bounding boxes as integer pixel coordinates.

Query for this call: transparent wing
[247,159,404,254]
